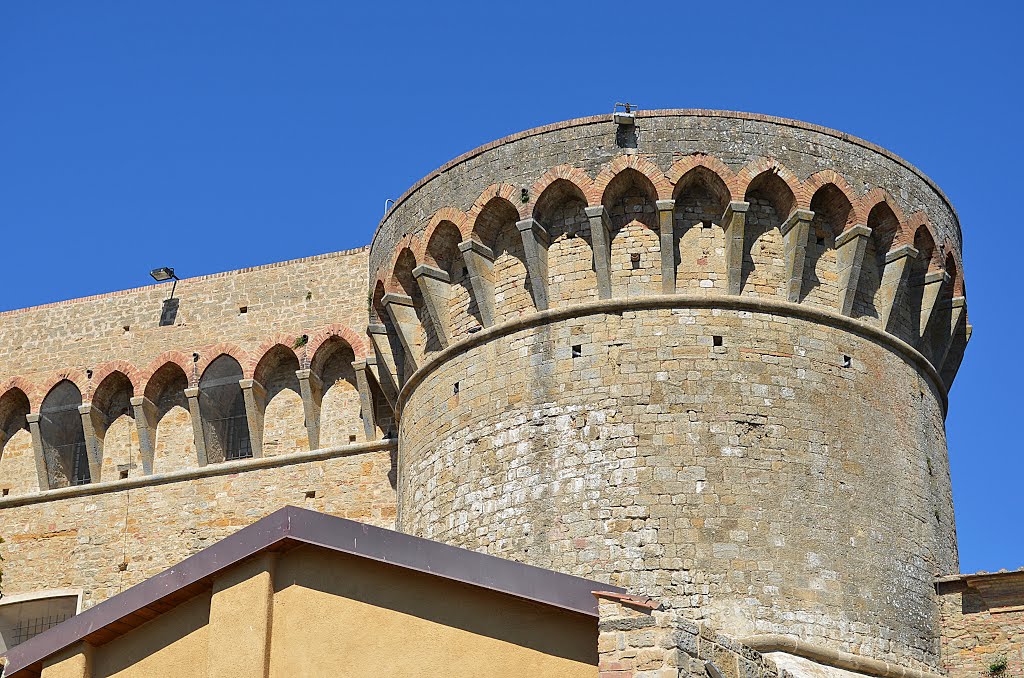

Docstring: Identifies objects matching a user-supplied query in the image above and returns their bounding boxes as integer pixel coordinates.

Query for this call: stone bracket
[656,199,676,293]
[382,293,423,370]
[516,218,550,311]
[77,403,104,483]
[352,360,377,441]
[412,264,451,349]
[780,208,814,303]
[879,244,919,333]
[835,224,872,316]
[25,412,50,491]
[919,270,951,345]
[722,201,750,295]
[937,297,968,370]
[184,386,210,467]
[457,240,497,327]
[129,395,158,475]
[295,369,322,451]
[367,324,402,396]
[584,205,613,299]
[239,379,266,459]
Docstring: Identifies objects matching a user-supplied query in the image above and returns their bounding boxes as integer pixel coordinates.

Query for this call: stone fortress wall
[0,109,994,678]
[367,111,971,674]
[0,247,398,609]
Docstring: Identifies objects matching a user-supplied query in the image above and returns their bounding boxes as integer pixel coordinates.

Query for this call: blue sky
[1,2,1019,574]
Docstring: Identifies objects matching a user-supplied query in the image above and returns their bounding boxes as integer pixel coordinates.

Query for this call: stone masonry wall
[0,444,396,611]
[397,305,955,671]
[938,575,1024,678]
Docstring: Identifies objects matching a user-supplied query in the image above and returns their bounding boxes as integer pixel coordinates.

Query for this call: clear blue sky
[1,2,1019,574]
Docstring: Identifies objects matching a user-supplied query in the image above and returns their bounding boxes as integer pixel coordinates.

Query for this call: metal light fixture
[150,267,181,327]
[149,267,176,282]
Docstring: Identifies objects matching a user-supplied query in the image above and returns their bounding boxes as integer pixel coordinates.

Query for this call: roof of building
[2,506,620,676]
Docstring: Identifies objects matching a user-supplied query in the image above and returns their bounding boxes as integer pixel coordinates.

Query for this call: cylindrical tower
[367,111,969,672]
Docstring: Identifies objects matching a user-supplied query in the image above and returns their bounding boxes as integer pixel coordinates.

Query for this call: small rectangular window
[572,344,582,358]
[453,382,460,395]
[842,355,852,368]
[349,434,357,443]
[713,336,723,347]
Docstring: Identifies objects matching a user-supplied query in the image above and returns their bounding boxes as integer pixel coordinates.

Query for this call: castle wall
[0,444,396,610]
[937,574,1024,678]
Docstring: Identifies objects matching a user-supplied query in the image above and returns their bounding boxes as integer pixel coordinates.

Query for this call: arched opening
[854,202,900,321]
[391,248,440,356]
[311,337,365,446]
[92,372,138,481]
[198,355,251,463]
[475,197,533,323]
[144,362,194,473]
[0,388,35,495]
[253,345,306,456]
[673,167,730,293]
[903,226,938,345]
[803,184,853,305]
[426,221,480,337]
[39,380,89,487]
[604,168,660,296]
[535,179,595,305]
[742,171,794,296]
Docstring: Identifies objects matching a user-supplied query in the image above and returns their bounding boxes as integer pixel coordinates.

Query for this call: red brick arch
[591,155,672,203]
[305,324,369,366]
[418,208,471,259]
[527,165,594,218]
[666,154,741,202]
[735,158,802,208]
[89,360,143,399]
[140,351,194,392]
[249,333,304,380]
[858,188,907,227]
[195,343,251,381]
[468,185,524,242]
[35,371,88,411]
[801,170,863,225]
[0,377,38,412]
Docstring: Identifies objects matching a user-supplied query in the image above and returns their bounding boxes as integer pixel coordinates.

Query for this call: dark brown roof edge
[4,506,620,677]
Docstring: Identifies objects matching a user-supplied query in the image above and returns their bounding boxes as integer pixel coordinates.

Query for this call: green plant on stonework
[293,335,308,349]
[989,656,1008,675]
[305,291,313,301]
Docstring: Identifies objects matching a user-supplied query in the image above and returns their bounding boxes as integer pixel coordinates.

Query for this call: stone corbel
[940,322,972,388]
[367,324,402,396]
[412,264,452,348]
[184,386,210,466]
[722,201,750,295]
[835,224,872,316]
[130,395,158,474]
[77,403,104,483]
[352,360,377,441]
[937,297,967,369]
[515,218,550,310]
[364,352,397,409]
[25,412,50,491]
[382,293,423,370]
[656,199,676,293]
[239,379,266,459]
[295,369,322,451]
[779,209,814,303]
[584,206,614,299]
[456,240,496,327]
[878,244,918,333]
[919,270,951,344]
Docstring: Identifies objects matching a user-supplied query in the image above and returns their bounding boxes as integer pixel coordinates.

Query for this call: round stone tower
[366,110,969,672]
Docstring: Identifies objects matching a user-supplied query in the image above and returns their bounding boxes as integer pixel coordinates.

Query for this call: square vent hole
[713,336,723,347]
[572,344,582,358]
[842,355,852,368]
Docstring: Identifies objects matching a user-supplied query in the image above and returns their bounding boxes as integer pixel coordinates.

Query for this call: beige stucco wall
[268,546,597,678]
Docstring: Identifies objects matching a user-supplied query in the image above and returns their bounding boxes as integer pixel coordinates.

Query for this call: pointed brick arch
[468,184,525,231]
[801,170,862,224]
[858,188,907,227]
[0,377,38,412]
[666,154,741,202]
[591,155,672,203]
[140,351,194,392]
[527,165,594,218]
[944,245,966,297]
[89,360,143,399]
[195,344,252,381]
[250,334,304,380]
[901,213,941,261]
[306,324,368,366]
[34,371,87,411]
[736,158,802,208]
[418,207,471,262]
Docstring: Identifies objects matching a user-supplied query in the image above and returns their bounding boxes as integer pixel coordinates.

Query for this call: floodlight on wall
[150,267,180,327]
[613,102,636,125]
